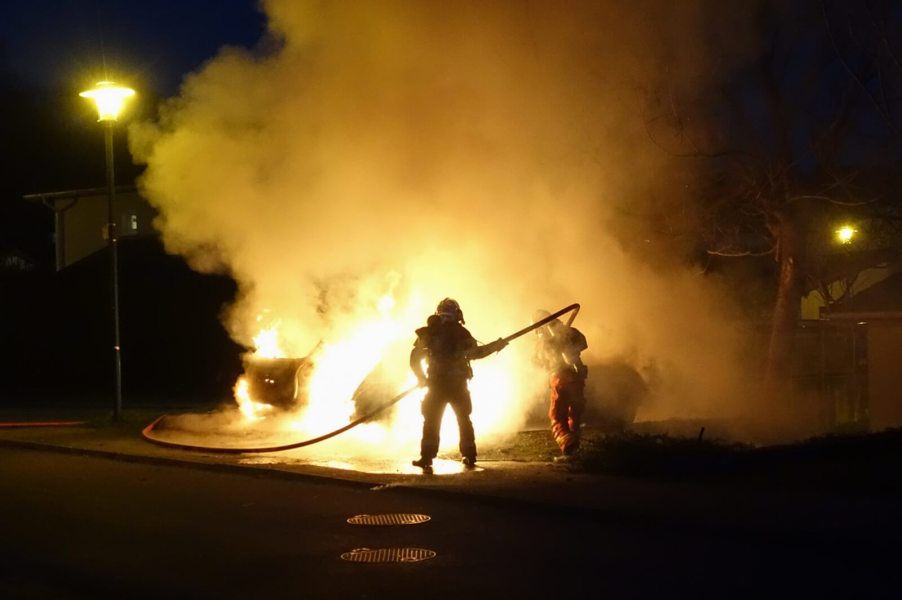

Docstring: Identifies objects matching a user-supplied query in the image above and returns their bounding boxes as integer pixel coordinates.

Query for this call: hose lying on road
[141,385,420,454]
[0,421,85,428]
[141,303,580,454]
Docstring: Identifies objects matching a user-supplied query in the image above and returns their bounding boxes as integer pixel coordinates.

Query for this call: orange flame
[233,376,274,422]
[233,290,530,452]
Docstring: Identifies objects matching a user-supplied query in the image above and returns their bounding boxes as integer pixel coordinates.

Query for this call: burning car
[237,344,399,423]
[241,355,314,411]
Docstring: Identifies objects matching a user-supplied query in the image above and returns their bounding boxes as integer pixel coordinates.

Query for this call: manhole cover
[347,513,431,526]
[340,547,437,563]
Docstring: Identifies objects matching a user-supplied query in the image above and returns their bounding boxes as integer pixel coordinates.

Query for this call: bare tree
[646,0,902,391]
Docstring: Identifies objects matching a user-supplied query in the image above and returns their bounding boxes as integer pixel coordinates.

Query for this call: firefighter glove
[489,338,508,353]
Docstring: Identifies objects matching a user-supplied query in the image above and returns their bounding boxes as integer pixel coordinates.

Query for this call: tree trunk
[764,213,803,392]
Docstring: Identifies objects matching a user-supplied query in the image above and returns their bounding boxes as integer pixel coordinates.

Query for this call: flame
[377,293,395,313]
[300,317,403,431]
[253,329,285,359]
[232,289,528,455]
[232,311,291,420]
[251,309,286,358]
[233,376,274,422]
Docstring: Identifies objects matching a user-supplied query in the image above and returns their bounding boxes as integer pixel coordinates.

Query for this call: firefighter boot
[461,456,476,469]
[562,435,580,456]
[412,458,433,474]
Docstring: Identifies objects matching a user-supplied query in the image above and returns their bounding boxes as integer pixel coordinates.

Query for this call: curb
[0,437,376,490]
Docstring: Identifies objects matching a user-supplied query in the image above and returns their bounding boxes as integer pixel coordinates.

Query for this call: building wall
[59,191,157,269]
[867,321,902,431]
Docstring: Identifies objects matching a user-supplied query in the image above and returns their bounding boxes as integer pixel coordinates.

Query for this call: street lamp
[835,224,857,245]
[80,81,135,421]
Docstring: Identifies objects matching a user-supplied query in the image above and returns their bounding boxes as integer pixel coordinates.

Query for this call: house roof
[23,185,138,207]
[823,269,902,320]
[806,248,901,291]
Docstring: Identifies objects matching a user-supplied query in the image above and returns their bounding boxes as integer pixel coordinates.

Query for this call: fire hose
[141,303,580,454]
[0,421,85,428]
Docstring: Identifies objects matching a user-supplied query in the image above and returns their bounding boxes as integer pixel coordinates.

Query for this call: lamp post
[80,81,135,422]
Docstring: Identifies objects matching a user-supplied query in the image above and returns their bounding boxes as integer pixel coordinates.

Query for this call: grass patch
[562,427,902,497]
[478,429,561,463]
[572,431,750,478]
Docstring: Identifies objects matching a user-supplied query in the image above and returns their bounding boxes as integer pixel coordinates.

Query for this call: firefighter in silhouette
[532,309,588,458]
[410,298,506,472]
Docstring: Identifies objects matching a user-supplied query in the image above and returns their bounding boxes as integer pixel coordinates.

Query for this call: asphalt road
[1,447,898,599]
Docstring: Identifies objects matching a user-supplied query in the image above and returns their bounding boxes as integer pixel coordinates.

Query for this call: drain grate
[347,513,431,526]
[340,547,437,563]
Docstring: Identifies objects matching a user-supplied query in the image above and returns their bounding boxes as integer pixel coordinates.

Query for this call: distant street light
[80,81,135,422]
[835,224,857,245]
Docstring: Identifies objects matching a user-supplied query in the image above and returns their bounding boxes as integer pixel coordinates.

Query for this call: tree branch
[822,0,901,134]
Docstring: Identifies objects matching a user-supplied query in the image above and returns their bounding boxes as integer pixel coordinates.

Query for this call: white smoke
[129,0,762,438]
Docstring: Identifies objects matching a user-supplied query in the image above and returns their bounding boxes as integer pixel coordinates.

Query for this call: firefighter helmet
[533,309,560,336]
[436,297,464,323]
[532,309,551,323]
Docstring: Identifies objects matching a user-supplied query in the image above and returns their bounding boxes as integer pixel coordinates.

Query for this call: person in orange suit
[532,309,588,459]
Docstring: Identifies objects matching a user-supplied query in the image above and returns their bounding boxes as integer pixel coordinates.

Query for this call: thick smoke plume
[129,1,764,438]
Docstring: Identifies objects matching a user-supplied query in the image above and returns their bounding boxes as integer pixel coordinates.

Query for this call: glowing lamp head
[835,225,856,245]
[79,81,135,121]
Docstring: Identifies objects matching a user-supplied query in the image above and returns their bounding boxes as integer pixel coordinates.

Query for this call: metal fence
[791,320,869,432]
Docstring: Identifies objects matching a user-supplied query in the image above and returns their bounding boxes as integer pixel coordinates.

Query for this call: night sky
[0,1,267,269]
[1,0,266,97]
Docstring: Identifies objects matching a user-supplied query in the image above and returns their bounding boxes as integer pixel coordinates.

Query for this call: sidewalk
[1,408,899,545]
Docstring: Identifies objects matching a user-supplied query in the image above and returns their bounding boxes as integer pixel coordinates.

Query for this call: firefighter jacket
[410,317,479,386]
[534,324,588,378]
